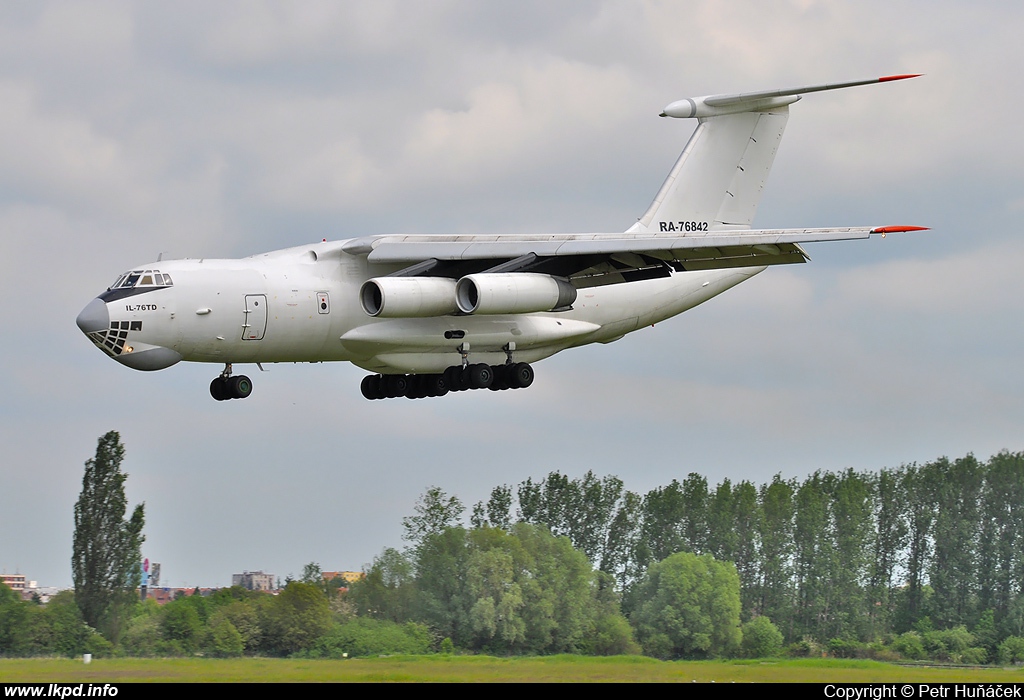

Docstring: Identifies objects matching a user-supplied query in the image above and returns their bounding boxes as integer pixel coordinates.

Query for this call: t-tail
[628,75,921,235]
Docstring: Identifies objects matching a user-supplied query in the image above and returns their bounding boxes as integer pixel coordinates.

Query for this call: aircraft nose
[76,298,109,334]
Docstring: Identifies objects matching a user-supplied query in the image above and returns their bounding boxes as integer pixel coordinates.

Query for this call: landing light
[124,346,134,354]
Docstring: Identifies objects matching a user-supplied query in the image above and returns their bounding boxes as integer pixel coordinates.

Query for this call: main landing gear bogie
[360,362,534,400]
[210,364,253,401]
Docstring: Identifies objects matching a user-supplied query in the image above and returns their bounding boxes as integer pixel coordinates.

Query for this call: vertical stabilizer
[635,108,789,233]
[631,75,920,234]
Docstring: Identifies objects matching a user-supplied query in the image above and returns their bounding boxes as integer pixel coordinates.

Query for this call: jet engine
[455,273,577,315]
[360,277,458,318]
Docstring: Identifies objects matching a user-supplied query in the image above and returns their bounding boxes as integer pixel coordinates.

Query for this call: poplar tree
[72,431,145,639]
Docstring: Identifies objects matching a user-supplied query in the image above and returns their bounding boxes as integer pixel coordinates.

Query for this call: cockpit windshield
[108,270,174,290]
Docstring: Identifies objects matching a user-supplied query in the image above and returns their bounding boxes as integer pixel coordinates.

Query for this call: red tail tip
[879,74,922,82]
[872,226,930,234]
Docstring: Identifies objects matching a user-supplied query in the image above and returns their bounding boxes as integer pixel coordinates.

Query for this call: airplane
[76,74,926,401]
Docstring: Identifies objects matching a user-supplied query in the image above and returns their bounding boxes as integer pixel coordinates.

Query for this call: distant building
[323,571,364,585]
[232,570,275,591]
[1,574,25,592]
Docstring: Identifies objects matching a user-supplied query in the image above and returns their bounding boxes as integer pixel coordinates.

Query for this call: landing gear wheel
[426,373,449,397]
[489,364,510,391]
[361,375,381,400]
[210,378,228,401]
[457,366,472,391]
[405,375,425,399]
[469,363,493,389]
[384,374,408,398]
[444,367,464,392]
[229,375,253,399]
[510,362,534,389]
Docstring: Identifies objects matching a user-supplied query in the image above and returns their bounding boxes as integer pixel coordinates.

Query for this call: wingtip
[879,74,922,82]
[871,226,930,233]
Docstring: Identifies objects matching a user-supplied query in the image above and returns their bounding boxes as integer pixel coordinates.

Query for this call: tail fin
[631,75,920,234]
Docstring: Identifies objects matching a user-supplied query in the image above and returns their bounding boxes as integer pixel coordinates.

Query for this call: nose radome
[76,298,109,334]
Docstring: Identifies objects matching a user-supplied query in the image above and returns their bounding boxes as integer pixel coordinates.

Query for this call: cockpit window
[108,270,174,290]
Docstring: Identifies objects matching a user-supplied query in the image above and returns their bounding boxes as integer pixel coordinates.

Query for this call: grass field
[2,656,1024,683]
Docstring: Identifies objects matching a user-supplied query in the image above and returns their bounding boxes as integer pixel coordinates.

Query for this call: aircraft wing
[341,226,925,277]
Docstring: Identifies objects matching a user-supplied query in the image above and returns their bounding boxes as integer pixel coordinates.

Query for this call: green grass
[2,656,1023,683]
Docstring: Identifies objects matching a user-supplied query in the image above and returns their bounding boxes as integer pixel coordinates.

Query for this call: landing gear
[210,363,253,401]
[360,362,533,400]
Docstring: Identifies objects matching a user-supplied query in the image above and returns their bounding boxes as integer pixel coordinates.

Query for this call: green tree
[629,551,742,659]
[741,616,784,658]
[0,581,30,655]
[300,561,323,585]
[899,461,940,631]
[730,480,761,621]
[71,431,145,641]
[402,486,464,550]
[929,455,983,628]
[262,582,332,656]
[870,466,907,636]
[349,547,416,623]
[758,475,794,634]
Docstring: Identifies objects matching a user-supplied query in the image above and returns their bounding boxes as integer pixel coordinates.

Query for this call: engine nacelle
[360,277,458,318]
[455,273,577,315]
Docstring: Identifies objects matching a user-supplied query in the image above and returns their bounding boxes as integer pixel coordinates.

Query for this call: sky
[2,0,1023,589]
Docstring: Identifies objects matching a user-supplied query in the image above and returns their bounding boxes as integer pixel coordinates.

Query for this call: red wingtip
[872,226,930,234]
[879,74,922,82]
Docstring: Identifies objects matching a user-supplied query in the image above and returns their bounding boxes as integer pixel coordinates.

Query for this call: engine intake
[360,277,458,318]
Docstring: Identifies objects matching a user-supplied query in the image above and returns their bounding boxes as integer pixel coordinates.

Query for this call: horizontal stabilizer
[660,74,921,119]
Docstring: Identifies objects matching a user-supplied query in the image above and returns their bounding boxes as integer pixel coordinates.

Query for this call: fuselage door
[242,295,268,340]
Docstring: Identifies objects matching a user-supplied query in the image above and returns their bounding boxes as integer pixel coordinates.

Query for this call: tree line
[2,433,1023,663]
[474,453,1024,657]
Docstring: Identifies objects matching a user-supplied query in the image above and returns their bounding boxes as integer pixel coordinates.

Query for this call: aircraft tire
[510,363,534,389]
[230,375,253,399]
[406,375,426,399]
[469,363,493,389]
[360,375,380,400]
[489,365,509,391]
[444,366,462,392]
[210,378,228,401]
[427,373,449,397]
[384,374,407,398]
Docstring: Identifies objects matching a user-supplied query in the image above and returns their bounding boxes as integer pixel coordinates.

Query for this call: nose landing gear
[210,363,253,401]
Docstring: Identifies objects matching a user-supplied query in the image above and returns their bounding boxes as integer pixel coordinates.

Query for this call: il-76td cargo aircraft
[77,75,925,401]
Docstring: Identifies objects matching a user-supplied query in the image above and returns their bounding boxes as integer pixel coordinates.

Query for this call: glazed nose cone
[76,298,109,334]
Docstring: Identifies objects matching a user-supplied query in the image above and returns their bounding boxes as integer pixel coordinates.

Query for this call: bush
[828,638,868,659]
[891,631,926,660]
[787,636,824,658]
[997,637,1024,665]
[741,617,783,658]
[581,612,641,656]
[923,626,975,662]
[306,618,431,658]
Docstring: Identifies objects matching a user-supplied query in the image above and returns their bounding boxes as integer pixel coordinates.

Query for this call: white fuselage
[77,239,762,376]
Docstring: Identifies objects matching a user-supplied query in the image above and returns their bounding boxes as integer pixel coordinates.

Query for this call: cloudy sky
[2,1,1022,589]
